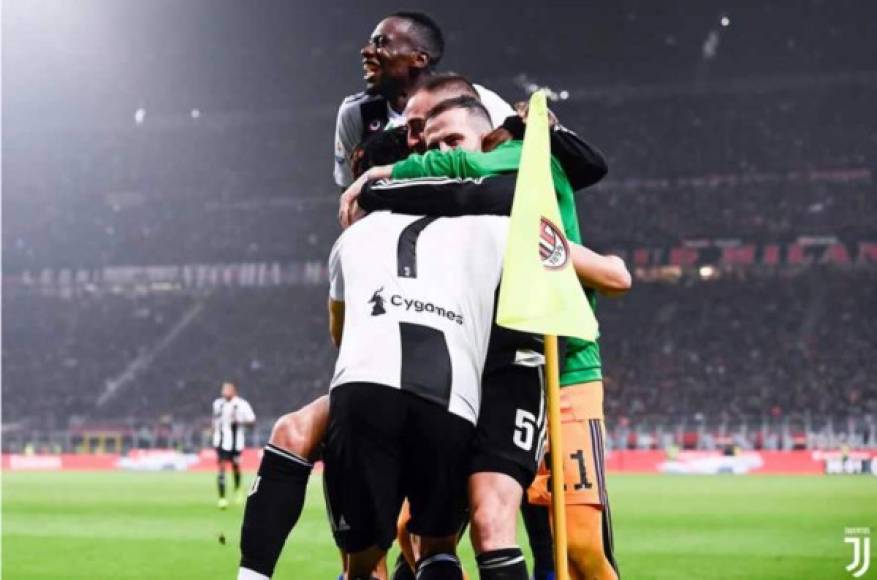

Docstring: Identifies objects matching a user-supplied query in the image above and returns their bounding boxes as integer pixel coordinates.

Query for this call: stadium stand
[3,1,874,453]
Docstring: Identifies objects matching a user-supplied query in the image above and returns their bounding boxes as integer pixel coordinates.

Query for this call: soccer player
[237,123,623,579]
[334,11,513,188]
[212,382,256,509]
[352,109,621,580]
[346,96,623,580]
[238,400,323,579]
[346,98,629,580]
[238,131,415,580]
[340,75,607,227]
[401,73,481,153]
[324,181,513,580]
[355,87,609,580]
[361,199,623,578]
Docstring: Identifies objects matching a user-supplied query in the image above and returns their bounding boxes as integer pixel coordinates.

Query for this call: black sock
[239,443,313,577]
[415,553,463,580]
[217,470,226,498]
[521,499,554,576]
[476,547,528,580]
[391,552,416,580]
[233,463,242,490]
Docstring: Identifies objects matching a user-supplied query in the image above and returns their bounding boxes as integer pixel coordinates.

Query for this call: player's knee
[269,412,312,457]
[470,496,517,552]
[269,397,329,460]
[567,533,601,560]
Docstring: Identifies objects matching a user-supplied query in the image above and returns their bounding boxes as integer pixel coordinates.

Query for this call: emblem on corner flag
[539,217,570,270]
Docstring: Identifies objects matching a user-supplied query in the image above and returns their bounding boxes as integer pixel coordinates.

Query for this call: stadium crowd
[600,270,877,427]
[4,84,874,270]
[4,2,874,455]
[4,267,874,452]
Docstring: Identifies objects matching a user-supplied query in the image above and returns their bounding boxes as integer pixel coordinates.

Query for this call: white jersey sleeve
[474,84,516,128]
[328,237,345,302]
[334,98,364,188]
[236,399,256,424]
[211,398,223,448]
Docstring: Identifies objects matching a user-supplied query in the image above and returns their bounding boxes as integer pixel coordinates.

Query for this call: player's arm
[390,147,469,180]
[351,124,604,223]
[239,402,256,426]
[328,299,345,348]
[359,173,517,217]
[211,401,220,432]
[569,243,631,298]
[354,175,629,298]
[339,150,478,226]
[545,123,608,190]
[327,238,345,347]
[488,114,608,191]
[338,164,393,227]
[333,100,363,189]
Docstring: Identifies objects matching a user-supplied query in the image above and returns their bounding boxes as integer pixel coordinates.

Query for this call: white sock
[237,567,270,580]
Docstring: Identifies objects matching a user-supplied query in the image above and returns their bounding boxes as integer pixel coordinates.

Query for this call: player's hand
[338,172,369,228]
[482,127,514,152]
[348,200,367,226]
[513,101,559,127]
[339,165,393,229]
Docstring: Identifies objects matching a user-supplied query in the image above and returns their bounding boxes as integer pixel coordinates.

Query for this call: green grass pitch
[3,471,875,579]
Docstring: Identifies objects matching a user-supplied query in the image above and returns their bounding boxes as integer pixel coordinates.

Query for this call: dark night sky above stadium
[4,0,876,132]
[2,0,875,274]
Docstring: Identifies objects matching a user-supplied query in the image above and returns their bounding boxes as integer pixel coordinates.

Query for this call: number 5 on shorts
[513,409,537,451]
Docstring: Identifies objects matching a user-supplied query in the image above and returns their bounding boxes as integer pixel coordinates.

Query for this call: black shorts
[323,382,474,553]
[470,364,546,489]
[215,448,241,462]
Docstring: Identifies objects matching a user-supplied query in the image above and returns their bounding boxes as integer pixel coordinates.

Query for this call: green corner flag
[495,91,599,341]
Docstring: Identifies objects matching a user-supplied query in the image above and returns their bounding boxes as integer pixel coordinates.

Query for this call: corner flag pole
[545,334,570,580]
[494,90,598,580]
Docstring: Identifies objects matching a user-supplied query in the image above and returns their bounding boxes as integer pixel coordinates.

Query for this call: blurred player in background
[334,11,512,188]
[212,382,256,509]
[237,135,399,579]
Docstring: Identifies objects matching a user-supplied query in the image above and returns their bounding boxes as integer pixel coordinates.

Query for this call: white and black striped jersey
[328,210,509,425]
[333,84,515,187]
[211,396,256,452]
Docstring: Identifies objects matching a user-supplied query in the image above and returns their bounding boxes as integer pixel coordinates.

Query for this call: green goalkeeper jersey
[391,140,602,386]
